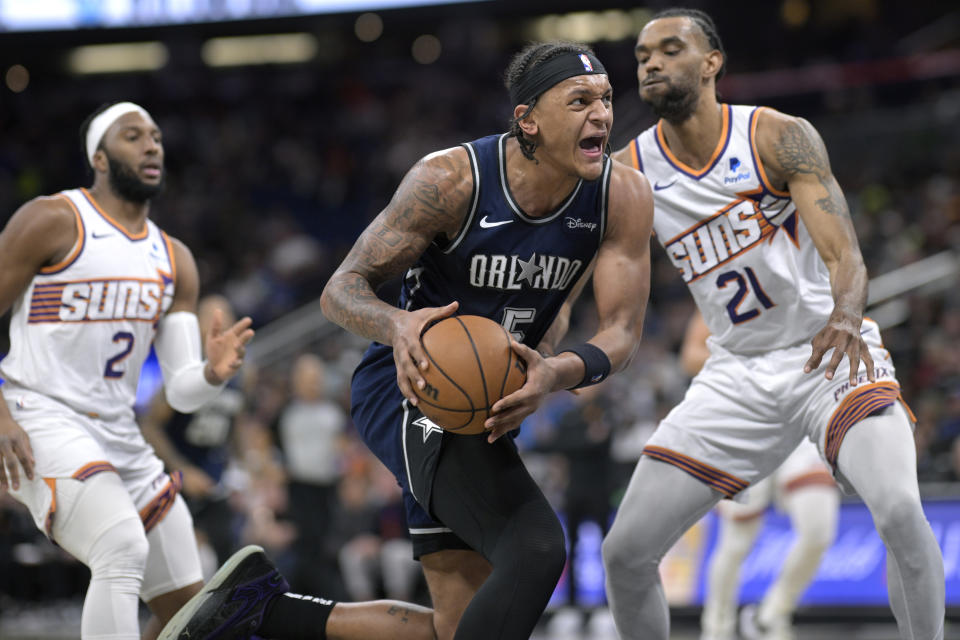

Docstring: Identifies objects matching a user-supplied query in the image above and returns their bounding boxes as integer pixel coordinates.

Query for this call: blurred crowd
[0,18,958,614]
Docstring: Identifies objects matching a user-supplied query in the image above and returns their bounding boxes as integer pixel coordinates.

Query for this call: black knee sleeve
[430,435,566,640]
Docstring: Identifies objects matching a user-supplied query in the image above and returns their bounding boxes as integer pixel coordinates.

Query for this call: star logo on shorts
[412,415,444,442]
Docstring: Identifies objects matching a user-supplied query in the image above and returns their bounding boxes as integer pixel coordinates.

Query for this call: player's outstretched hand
[485,341,554,443]
[392,301,459,407]
[204,309,255,384]
[803,310,875,385]
[0,416,34,491]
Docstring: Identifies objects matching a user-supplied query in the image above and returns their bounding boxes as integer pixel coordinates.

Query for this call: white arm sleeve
[154,311,225,413]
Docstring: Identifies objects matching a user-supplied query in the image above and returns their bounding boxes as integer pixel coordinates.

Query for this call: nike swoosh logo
[653,179,677,191]
[91,232,113,239]
[479,216,513,229]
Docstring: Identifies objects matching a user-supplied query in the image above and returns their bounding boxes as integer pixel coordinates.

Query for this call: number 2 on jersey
[104,332,135,378]
[716,267,775,324]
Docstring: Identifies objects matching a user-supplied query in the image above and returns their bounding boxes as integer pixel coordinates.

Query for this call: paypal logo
[724,156,751,184]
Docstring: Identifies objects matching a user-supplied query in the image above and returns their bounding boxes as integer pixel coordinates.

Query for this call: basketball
[413,315,527,434]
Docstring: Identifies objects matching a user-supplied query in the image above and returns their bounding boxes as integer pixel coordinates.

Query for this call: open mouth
[141,164,162,178]
[579,136,605,156]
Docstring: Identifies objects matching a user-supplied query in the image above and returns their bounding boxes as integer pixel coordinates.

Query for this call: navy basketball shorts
[351,344,471,559]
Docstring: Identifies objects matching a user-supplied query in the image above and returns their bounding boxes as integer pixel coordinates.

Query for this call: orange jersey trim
[783,470,836,493]
[628,138,642,171]
[643,445,749,498]
[72,461,117,480]
[161,230,177,284]
[40,195,86,275]
[729,508,766,522]
[43,477,57,537]
[80,188,149,240]
[30,276,166,287]
[825,381,901,466]
[655,104,730,179]
[139,471,182,533]
[749,107,790,198]
[899,394,917,424]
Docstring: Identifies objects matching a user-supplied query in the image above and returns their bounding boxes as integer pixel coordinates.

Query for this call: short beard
[644,83,699,124]
[106,154,163,203]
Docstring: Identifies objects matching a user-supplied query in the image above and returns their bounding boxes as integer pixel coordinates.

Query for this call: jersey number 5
[716,267,775,324]
[104,331,135,378]
[501,307,535,341]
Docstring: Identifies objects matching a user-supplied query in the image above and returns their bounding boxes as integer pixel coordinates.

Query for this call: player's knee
[601,525,628,568]
[796,519,836,552]
[512,511,566,589]
[870,488,924,543]
[533,531,567,585]
[602,527,655,581]
[723,520,763,557]
[87,517,149,580]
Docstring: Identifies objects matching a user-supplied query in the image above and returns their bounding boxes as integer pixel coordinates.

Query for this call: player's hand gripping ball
[413,315,527,434]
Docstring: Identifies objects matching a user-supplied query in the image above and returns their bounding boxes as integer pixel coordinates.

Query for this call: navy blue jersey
[398,132,611,347]
[164,381,243,483]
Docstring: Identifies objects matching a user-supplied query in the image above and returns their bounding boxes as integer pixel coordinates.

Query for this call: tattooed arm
[757,108,873,385]
[320,147,472,405]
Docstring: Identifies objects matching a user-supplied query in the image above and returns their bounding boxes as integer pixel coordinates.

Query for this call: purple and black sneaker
[159,545,289,640]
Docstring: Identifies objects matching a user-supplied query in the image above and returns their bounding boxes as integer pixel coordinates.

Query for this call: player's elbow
[319,271,354,324]
[164,384,209,414]
[319,272,349,325]
[620,342,641,372]
[319,281,335,321]
[162,362,224,414]
[164,391,205,414]
[612,327,642,373]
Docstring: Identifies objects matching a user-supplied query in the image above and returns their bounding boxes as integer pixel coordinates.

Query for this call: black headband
[510,51,607,106]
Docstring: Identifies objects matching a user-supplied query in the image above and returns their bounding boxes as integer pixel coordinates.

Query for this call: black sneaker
[159,545,289,640]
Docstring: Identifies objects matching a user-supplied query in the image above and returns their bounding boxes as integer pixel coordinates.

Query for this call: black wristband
[559,342,611,389]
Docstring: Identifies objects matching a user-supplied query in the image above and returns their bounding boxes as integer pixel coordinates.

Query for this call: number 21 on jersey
[716,267,775,324]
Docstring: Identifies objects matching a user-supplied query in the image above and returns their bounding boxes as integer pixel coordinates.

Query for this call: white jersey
[627,104,834,354]
[1,188,175,422]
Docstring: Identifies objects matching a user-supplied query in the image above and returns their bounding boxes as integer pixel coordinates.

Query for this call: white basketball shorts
[643,319,911,498]
[716,439,835,518]
[4,381,188,526]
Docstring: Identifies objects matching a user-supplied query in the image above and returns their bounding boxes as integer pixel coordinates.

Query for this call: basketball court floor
[0,599,942,639]
[530,606,925,640]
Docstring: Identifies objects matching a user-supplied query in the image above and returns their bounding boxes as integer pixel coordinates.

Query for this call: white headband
[85,102,153,167]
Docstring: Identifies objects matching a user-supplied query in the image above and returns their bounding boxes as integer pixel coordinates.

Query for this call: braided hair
[504,41,598,161]
[651,8,726,95]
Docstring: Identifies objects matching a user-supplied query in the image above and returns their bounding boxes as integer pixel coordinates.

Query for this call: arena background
[0,1,958,638]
